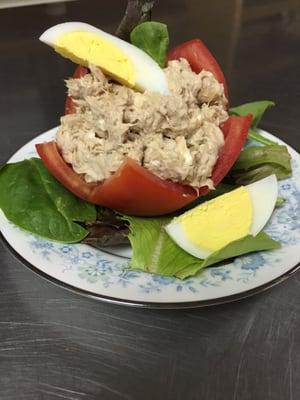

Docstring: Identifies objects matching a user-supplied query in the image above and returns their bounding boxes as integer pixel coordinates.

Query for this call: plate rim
[2,230,300,309]
[1,128,300,308]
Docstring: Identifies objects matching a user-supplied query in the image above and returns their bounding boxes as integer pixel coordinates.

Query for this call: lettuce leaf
[176,232,280,279]
[130,21,169,67]
[0,159,96,242]
[124,215,280,279]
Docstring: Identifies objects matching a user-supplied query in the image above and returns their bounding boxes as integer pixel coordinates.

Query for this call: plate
[1,128,300,308]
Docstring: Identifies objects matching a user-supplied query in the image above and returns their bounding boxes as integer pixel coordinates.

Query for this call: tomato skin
[89,159,197,216]
[213,115,252,185]
[167,38,229,100]
[198,114,253,196]
[64,96,76,115]
[36,141,96,200]
[72,65,89,79]
[36,142,197,216]
[64,66,88,114]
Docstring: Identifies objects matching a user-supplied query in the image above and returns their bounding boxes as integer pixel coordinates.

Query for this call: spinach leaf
[230,100,275,128]
[123,215,280,279]
[248,128,275,146]
[232,164,290,186]
[0,158,96,243]
[230,145,292,185]
[130,21,169,67]
[229,100,275,145]
[233,145,291,172]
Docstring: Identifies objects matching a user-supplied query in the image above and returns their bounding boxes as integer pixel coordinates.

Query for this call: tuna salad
[57,58,228,188]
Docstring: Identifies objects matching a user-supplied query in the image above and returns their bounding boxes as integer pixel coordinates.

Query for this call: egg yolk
[54,31,135,87]
[181,187,253,252]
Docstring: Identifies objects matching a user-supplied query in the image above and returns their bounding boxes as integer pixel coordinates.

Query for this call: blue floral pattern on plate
[1,128,300,304]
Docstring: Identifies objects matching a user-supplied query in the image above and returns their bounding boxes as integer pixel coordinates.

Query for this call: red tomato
[167,39,229,100]
[35,141,198,216]
[198,114,253,196]
[213,115,252,185]
[36,141,97,200]
[72,65,89,79]
[65,66,88,114]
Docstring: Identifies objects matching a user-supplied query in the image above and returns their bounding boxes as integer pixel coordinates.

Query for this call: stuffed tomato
[37,22,251,216]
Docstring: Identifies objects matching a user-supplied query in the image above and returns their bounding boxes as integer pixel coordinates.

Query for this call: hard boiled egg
[40,22,169,95]
[165,175,278,259]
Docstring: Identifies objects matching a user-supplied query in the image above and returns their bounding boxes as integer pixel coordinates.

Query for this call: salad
[0,16,293,280]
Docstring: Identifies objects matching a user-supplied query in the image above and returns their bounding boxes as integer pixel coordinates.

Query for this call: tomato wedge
[198,114,253,196]
[167,38,229,100]
[213,115,252,185]
[36,141,96,200]
[35,142,197,216]
[65,65,88,114]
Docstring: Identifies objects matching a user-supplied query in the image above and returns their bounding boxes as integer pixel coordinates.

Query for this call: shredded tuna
[57,59,228,188]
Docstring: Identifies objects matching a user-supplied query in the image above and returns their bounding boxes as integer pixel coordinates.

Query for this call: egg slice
[39,22,169,95]
[165,175,278,259]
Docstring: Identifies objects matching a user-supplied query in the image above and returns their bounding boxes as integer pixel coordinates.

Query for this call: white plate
[1,128,300,308]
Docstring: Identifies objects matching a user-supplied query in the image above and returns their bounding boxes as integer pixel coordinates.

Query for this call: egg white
[40,22,169,95]
[165,175,278,260]
[246,174,278,236]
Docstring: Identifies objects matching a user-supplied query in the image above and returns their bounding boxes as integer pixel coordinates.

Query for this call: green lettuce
[177,232,280,279]
[130,21,169,67]
[124,215,280,279]
[0,159,96,242]
[229,100,275,145]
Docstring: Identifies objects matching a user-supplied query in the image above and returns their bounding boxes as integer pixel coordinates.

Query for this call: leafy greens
[130,21,169,67]
[123,215,280,279]
[0,159,96,242]
[230,144,292,185]
[82,208,129,247]
[229,100,276,145]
